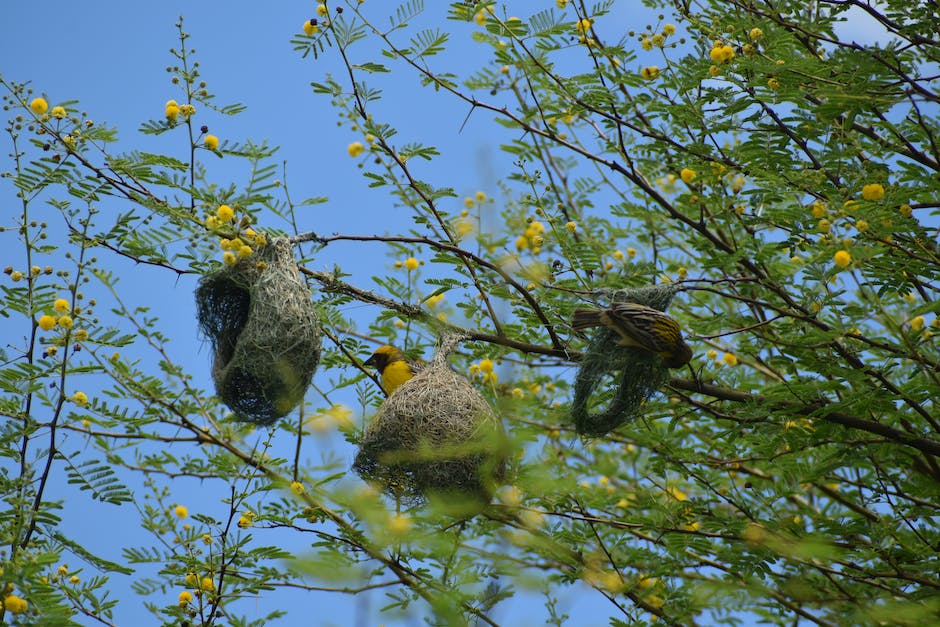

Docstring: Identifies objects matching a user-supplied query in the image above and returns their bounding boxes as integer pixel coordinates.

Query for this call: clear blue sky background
[0,2,890,625]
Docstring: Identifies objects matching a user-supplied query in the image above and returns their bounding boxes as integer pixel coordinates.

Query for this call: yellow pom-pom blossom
[30,97,49,115]
[474,11,486,26]
[404,257,419,271]
[58,315,74,329]
[200,577,215,592]
[626,247,637,258]
[387,513,412,536]
[810,201,827,218]
[556,0,569,8]
[575,18,592,34]
[709,43,735,63]
[179,104,196,118]
[651,34,665,48]
[303,20,319,36]
[72,391,89,407]
[663,23,676,36]
[316,4,328,17]
[833,250,852,268]
[861,183,885,201]
[899,204,912,217]
[204,134,219,150]
[767,77,780,90]
[722,353,738,366]
[165,100,180,121]
[222,251,237,266]
[51,105,67,119]
[475,190,487,203]
[178,591,193,606]
[706,349,718,360]
[238,245,253,258]
[54,298,70,314]
[640,66,660,80]
[289,481,305,495]
[3,595,28,614]
[641,38,653,51]
[347,141,365,157]
[680,167,697,184]
[38,314,57,331]
[565,221,577,233]
[515,235,529,251]
[749,27,764,40]
[910,316,925,331]
[174,505,189,519]
[216,204,234,222]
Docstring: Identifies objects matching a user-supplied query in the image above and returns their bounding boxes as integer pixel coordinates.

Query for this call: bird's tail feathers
[571,309,604,330]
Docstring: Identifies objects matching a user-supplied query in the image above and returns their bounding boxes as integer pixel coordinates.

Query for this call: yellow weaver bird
[363,345,419,395]
[571,302,693,368]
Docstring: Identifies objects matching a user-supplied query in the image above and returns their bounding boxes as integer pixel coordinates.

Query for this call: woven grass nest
[571,285,678,436]
[195,237,321,425]
[354,336,507,504]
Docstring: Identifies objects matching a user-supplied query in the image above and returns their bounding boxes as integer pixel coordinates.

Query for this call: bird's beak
[363,354,379,368]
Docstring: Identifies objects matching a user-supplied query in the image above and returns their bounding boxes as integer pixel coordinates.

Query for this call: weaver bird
[364,345,419,395]
[571,302,693,368]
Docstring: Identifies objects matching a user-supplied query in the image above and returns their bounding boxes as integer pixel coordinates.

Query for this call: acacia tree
[2,1,939,625]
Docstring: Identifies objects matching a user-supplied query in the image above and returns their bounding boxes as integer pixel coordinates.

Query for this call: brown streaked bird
[571,302,692,368]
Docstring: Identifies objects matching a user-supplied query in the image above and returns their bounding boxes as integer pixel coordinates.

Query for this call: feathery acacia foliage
[1,1,939,625]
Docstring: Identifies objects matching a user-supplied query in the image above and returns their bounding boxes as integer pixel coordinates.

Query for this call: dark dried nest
[571,285,678,436]
[195,238,321,425]
[354,336,506,504]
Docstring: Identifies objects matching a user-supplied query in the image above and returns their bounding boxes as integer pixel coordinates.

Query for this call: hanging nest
[353,335,507,504]
[195,237,321,425]
[571,285,678,436]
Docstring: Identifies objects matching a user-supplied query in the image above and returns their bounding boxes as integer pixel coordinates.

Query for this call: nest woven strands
[354,337,506,503]
[571,285,677,436]
[195,238,321,425]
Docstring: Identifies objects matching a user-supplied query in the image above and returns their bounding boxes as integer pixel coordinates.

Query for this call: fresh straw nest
[195,237,321,425]
[571,285,677,436]
[354,336,506,503]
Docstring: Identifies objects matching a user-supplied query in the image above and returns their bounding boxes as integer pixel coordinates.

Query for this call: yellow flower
[565,221,577,233]
[722,353,738,366]
[767,77,780,90]
[483,371,498,385]
[641,38,653,51]
[706,349,718,360]
[910,316,925,331]
[347,141,365,157]
[303,20,319,36]
[474,11,486,25]
[58,564,69,576]
[238,245,253,258]
[51,105,67,119]
[54,298,70,314]
[387,513,412,536]
[38,314,57,331]
[663,23,676,36]
[475,190,487,203]
[179,104,196,118]
[556,0,569,7]
[58,315,74,329]
[676,267,688,279]
[861,183,884,201]
[709,44,735,63]
[216,204,234,222]
[708,65,721,77]
[640,66,660,80]
[30,97,49,115]
[833,250,851,268]
[200,577,215,592]
[72,391,88,407]
[222,251,237,266]
[680,167,696,183]
[511,387,524,399]
[238,515,252,528]
[290,481,305,495]
[478,358,494,373]
[749,27,764,40]
[3,595,28,614]
[575,18,592,34]
[202,534,212,545]
[165,103,180,121]
[626,247,637,258]
[855,219,869,232]
[404,257,419,271]
[174,505,189,519]
[651,34,665,47]
[810,201,827,218]
[316,3,328,17]
[178,591,193,606]
[204,134,219,150]
[817,219,831,233]
[68,575,80,584]
[899,204,912,217]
